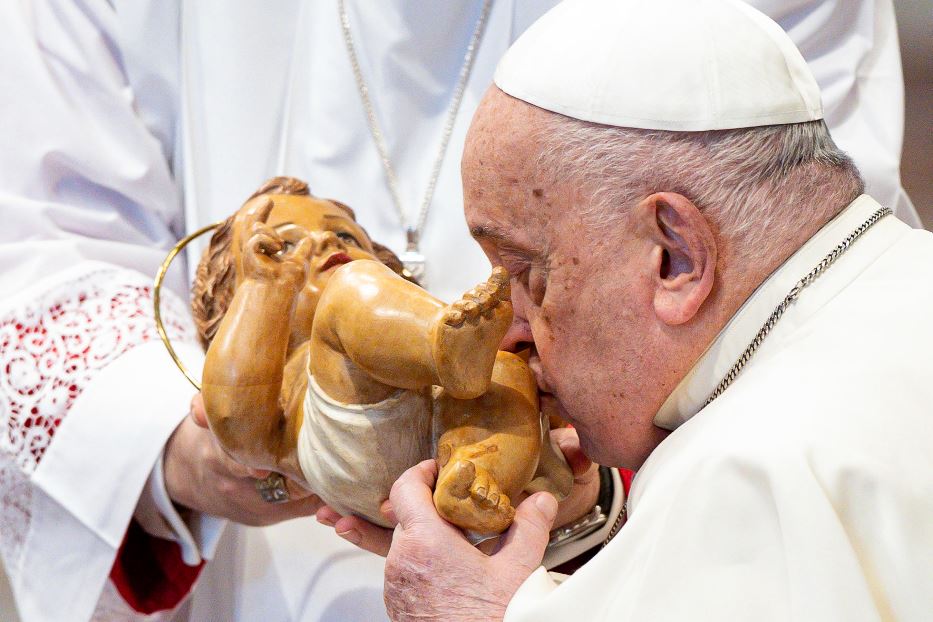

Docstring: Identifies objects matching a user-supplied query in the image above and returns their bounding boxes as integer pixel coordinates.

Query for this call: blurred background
[894,0,932,230]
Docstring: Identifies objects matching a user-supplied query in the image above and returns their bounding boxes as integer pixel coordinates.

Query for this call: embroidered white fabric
[91,579,180,622]
[0,265,193,614]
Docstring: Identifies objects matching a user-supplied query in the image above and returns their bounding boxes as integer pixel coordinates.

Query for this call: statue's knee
[325,260,395,301]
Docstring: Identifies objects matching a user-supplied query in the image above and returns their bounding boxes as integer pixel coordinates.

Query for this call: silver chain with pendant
[338,0,494,285]
[603,206,892,547]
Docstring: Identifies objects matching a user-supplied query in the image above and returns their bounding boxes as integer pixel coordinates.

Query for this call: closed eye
[336,231,361,247]
[499,250,548,305]
[497,249,530,275]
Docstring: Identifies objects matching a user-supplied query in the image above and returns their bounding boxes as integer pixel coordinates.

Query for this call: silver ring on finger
[256,472,290,504]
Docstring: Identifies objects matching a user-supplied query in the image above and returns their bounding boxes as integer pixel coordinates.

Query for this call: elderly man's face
[463,89,671,469]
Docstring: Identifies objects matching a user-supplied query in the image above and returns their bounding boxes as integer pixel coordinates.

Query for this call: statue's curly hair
[191,176,413,348]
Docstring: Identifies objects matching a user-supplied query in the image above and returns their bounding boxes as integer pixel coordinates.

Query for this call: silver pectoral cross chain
[603,206,892,547]
[339,0,495,287]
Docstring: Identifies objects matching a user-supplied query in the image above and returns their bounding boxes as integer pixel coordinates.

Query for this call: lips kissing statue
[193,177,572,540]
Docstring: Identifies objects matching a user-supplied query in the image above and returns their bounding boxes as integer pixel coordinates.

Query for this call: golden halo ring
[153,222,221,392]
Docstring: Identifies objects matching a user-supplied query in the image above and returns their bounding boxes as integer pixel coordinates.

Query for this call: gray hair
[535,116,864,257]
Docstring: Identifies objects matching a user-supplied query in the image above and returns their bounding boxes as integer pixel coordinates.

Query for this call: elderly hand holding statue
[382,0,933,620]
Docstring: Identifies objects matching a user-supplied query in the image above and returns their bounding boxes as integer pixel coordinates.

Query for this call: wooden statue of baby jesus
[194,177,571,539]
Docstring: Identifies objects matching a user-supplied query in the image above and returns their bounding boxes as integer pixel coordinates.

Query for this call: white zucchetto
[494,0,823,131]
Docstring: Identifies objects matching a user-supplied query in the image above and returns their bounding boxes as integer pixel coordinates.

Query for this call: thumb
[494,492,557,571]
[247,196,275,224]
[389,460,440,529]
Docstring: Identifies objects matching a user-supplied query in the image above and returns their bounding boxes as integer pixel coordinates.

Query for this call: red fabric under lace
[0,267,200,616]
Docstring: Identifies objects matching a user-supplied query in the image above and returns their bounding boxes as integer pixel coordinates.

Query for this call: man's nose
[499,316,535,353]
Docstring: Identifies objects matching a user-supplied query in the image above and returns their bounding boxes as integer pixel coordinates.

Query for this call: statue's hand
[241,197,314,288]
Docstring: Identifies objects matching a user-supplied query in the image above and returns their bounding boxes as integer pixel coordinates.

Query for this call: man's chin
[570,413,654,470]
[575,428,615,466]
[541,393,646,467]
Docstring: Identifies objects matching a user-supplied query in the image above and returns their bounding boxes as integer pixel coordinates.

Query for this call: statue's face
[233,193,378,348]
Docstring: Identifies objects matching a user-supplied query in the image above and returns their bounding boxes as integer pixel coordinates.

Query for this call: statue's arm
[202,214,311,470]
[202,278,297,467]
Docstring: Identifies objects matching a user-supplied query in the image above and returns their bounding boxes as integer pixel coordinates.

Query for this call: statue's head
[192,176,409,348]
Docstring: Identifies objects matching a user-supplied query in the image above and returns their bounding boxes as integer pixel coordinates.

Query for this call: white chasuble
[0,0,925,619]
[506,196,933,621]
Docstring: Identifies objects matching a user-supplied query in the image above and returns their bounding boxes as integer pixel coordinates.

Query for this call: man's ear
[635,192,716,325]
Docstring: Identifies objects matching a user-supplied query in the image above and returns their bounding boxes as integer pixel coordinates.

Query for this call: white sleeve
[505,406,933,622]
[26,343,202,621]
[134,450,227,566]
[541,467,625,570]
[749,0,921,226]
[0,263,207,622]
[0,2,223,619]
[504,450,863,622]
[0,0,186,294]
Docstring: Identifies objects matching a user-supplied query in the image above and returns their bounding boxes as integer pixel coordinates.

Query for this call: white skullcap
[494,0,823,131]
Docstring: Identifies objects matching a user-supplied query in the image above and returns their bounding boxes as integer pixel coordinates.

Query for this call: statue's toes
[445,459,476,499]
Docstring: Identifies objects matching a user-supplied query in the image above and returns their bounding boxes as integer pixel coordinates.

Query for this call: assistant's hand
[384,460,556,622]
[164,395,323,526]
[316,500,395,556]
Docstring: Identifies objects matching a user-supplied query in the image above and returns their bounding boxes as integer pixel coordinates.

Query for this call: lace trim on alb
[0,265,194,603]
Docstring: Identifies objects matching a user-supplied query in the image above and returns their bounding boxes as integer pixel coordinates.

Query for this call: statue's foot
[434,459,515,535]
[431,267,512,399]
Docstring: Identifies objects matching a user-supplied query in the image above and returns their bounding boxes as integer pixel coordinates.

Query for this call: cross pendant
[400,229,427,286]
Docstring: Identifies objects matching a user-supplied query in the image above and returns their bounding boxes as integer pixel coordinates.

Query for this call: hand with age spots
[382,459,558,622]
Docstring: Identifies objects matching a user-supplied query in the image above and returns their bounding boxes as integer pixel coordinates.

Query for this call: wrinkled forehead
[463,88,553,246]
[464,88,541,176]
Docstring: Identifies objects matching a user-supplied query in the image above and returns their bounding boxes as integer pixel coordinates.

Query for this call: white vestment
[0,0,922,620]
[506,196,933,621]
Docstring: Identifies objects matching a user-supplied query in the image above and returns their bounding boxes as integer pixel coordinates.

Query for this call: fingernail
[317,515,336,528]
[337,528,361,546]
[535,493,558,522]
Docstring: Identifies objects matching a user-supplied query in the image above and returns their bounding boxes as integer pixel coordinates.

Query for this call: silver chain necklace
[604,206,892,546]
[338,0,494,285]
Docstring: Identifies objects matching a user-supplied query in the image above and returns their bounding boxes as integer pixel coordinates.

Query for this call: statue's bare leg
[310,261,513,403]
[432,352,557,537]
[430,266,513,399]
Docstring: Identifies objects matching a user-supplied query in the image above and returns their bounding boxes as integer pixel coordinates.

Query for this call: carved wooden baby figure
[195,177,571,539]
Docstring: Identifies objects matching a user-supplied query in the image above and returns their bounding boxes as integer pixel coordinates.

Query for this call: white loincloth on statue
[297,374,435,527]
